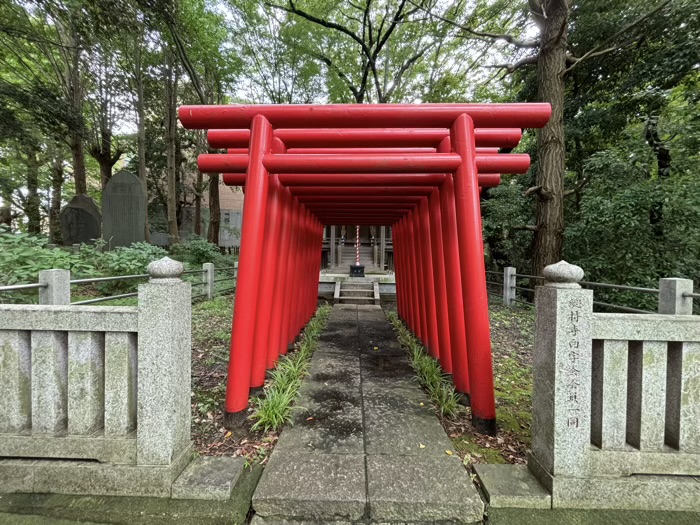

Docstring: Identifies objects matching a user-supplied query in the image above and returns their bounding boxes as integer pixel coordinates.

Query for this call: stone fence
[528,261,699,510]
[0,257,193,498]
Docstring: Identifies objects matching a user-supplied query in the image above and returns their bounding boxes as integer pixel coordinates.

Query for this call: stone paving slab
[274,387,364,455]
[367,454,484,523]
[252,453,367,521]
[363,389,456,456]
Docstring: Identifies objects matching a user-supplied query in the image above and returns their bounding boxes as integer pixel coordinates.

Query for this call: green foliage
[170,236,227,266]
[249,304,332,433]
[387,312,462,420]
[93,241,169,277]
[0,229,93,285]
[0,230,170,302]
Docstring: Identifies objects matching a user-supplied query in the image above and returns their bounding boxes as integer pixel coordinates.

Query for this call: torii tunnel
[178,103,551,434]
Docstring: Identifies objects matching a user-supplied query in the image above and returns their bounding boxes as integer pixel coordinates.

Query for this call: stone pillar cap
[543,260,584,288]
[147,257,184,281]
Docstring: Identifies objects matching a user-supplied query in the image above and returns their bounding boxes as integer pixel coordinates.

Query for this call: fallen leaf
[419,443,426,449]
[306,417,314,421]
[445,450,454,456]
[419,402,424,406]
[225,431,232,438]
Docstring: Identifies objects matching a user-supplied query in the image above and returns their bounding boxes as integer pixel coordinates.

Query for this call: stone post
[503,266,516,307]
[39,269,70,305]
[203,262,215,300]
[658,277,699,453]
[330,226,336,267]
[137,257,191,466]
[380,226,386,270]
[658,278,694,315]
[530,261,593,482]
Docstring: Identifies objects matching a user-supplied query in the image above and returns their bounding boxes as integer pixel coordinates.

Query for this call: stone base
[528,453,700,512]
[474,464,550,509]
[172,456,247,501]
[0,444,192,498]
[0,462,262,525]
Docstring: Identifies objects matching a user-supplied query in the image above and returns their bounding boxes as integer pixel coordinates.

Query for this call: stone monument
[103,170,146,248]
[59,194,101,245]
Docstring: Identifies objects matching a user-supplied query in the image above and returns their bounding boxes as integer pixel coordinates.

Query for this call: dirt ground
[190,295,277,464]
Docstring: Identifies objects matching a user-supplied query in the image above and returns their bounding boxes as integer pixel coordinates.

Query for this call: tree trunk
[207,175,220,245]
[135,40,150,242]
[69,42,87,195]
[99,155,111,189]
[25,146,41,235]
[165,53,180,245]
[49,147,64,244]
[530,0,570,276]
[645,115,671,236]
[194,170,203,236]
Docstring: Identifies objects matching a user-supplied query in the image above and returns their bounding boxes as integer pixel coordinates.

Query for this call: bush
[0,229,170,301]
[170,236,229,266]
[0,229,94,285]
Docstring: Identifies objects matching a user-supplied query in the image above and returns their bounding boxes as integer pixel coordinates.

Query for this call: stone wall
[0,257,193,498]
[528,261,700,511]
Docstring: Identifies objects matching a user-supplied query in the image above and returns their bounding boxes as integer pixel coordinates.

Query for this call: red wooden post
[250,175,283,387]
[418,198,440,358]
[450,114,496,433]
[267,188,294,367]
[428,188,452,373]
[224,115,273,421]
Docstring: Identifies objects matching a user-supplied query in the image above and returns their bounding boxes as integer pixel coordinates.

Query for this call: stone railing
[0,257,192,498]
[528,261,700,511]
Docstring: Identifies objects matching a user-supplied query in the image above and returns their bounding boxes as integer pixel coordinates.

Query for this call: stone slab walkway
[252,304,484,524]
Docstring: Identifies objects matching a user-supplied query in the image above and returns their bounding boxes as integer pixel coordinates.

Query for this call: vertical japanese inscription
[566,298,584,430]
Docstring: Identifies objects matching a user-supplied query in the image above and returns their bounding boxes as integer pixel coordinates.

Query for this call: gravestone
[59,194,101,245]
[151,232,170,247]
[103,170,146,248]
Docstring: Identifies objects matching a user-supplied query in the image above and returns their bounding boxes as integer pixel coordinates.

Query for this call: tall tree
[420,0,674,274]
[269,0,460,103]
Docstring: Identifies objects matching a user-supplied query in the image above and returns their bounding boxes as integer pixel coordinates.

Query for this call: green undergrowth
[248,304,332,433]
[386,311,463,420]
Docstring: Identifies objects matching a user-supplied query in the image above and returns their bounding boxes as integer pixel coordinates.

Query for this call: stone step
[341,283,374,290]
[341,290,374,298]
[339,296,375,304]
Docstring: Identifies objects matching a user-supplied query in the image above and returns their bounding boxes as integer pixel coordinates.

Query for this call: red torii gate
[179,103,551,434]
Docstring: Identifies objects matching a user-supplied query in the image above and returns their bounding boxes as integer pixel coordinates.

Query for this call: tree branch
[565,0,671,74]
[524,185,542,197]
[486,54,538,73]
[512,225,538,232]
[408,0,539,48]
[267,1,372,57]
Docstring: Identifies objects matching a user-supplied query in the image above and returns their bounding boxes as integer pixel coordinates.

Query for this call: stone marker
[103,170,146,248]
[59,194,101,246]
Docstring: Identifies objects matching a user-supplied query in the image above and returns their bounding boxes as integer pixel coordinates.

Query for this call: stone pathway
[252,304,484,524]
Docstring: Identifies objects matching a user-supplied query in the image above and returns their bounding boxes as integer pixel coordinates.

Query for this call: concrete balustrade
[526,261,700,511]
[0,257,193,497]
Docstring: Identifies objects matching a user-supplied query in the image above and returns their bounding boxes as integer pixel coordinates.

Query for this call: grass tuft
[386,311,463,420]
[249,304,332,433]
